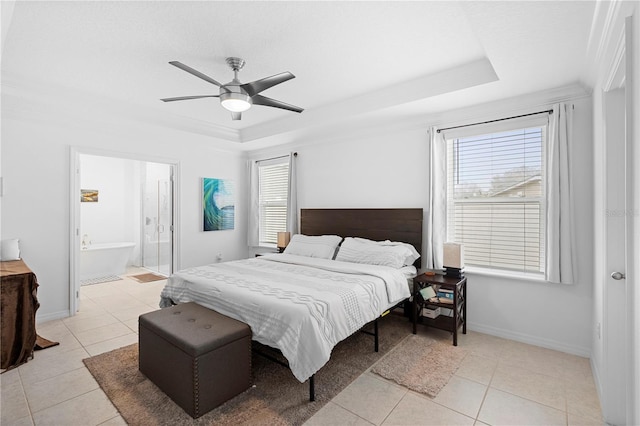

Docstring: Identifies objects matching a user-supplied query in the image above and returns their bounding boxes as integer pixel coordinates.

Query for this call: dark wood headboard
[300,208,423,268]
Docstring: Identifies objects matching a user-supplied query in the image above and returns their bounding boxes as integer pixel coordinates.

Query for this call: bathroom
[79,154,173,285]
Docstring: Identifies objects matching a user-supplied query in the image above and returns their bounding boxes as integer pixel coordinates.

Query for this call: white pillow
[399,265,418,279]
[1,239,21,261]
[283,234,343,259]
[352,237,420,266]
[336,237,412,269]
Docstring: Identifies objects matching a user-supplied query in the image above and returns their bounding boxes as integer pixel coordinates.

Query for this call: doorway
[70,149,178,315]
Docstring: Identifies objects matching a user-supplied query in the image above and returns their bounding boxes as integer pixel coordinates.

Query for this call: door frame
[602,86,626,424]
[623,15,638,424]
[599,14,637,425]
[69,147,180,315]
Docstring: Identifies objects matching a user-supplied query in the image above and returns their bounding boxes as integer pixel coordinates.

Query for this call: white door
[602,86,627,425]
[601,15,636,423]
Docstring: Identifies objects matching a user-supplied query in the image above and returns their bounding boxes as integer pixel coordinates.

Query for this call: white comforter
[159,254,410,382]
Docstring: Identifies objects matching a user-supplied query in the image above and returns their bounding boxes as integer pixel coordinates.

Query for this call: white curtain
[546,103,576,284]
[286,152,298,235]
[247,159,260,247]
[427,127,446,269]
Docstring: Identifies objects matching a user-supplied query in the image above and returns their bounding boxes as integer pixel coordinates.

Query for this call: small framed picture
[81,189,99,202]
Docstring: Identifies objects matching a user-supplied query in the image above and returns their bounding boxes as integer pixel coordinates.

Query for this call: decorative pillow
[283,234,343,259]
[335,237,412,269]
[0,239,21,261]
[352,237,420,266]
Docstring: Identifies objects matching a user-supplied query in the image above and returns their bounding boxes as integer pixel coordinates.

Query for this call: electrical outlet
[216,253,223,261]
[597,322,601,339]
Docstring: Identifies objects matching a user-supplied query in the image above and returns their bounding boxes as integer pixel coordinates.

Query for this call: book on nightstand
[435,288,454,303]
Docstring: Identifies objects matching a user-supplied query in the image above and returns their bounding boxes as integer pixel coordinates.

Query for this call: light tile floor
[1,270,604,425]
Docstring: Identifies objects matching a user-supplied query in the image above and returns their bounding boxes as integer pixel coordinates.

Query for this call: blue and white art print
[203,178,234,231]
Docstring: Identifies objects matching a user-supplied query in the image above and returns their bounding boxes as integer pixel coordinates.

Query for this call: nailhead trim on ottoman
[139,302,252,418]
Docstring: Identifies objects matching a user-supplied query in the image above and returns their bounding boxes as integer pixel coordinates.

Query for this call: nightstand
[412,273,467,346]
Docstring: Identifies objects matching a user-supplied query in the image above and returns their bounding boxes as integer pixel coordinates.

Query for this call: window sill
[463,266,546,283]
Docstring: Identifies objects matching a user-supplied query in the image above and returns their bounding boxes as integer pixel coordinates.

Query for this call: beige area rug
[371,334,467,398]
[83,313,410,425]
[81,275,123,286]
[129,273,166,283]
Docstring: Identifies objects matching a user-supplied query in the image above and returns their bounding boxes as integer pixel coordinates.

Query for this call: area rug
[80,275,123,286]
[371,333,467,398]
[83,313,410,425]
[129,273,166,283]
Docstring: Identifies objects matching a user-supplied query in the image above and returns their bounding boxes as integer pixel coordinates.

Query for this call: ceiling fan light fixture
[163,58,303,120]
[220,92,252,112]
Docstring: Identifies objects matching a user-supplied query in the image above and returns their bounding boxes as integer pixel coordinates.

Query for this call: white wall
[80,154,136,246]
[257,91,594,356]
[1,92,249,322]
[297,127,428,210]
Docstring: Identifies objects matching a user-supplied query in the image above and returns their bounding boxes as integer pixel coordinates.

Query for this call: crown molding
[587,0,621,69]
[603,28,626,92]
[585,0,636,88]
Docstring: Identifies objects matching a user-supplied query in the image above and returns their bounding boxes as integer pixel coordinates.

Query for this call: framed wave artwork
[203,178,235,231]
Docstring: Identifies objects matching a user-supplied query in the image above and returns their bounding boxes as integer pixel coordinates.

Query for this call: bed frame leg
[309,374,315,401]
[374,318,379,352]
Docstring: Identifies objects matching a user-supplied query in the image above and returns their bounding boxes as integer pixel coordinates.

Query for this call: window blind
[258,162,289,245]
[446,126,546,274]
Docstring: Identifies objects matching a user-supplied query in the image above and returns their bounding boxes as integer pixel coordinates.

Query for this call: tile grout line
[16,364,35,426]
[487,358,572,421]
[472,343,505,424]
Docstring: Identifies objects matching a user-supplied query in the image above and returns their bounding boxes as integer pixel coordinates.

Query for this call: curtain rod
[437,109,553,134]
[255,152,297,163]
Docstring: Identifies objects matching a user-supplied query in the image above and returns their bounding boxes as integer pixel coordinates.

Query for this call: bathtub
[80,242,135,281]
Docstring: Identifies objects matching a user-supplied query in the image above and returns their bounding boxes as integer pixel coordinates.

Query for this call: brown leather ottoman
[139,302,251,418]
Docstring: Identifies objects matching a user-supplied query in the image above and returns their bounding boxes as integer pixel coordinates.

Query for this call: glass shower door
[142,176,172,276]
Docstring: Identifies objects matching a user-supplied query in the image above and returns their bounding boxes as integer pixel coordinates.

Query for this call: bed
[159,208,423,399]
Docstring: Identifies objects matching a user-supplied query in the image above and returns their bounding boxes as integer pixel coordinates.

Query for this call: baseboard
[591,357,605,412]
[36,310,70,324]
[468,323,591,358]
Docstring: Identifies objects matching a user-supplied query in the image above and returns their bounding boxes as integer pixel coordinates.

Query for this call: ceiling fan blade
[169,61,222,87]
[231,111,242,120]
[160,95,220,102]
[240,72,295,96]
[251,94,304,113]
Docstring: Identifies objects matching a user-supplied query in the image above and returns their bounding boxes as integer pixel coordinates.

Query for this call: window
[445,124,546,274]
[258,160,289,245]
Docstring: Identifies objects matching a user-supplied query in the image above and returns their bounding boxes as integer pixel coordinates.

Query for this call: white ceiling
[1,1,596,145]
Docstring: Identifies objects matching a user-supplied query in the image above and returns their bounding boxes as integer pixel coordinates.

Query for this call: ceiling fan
[161,57,304,120]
